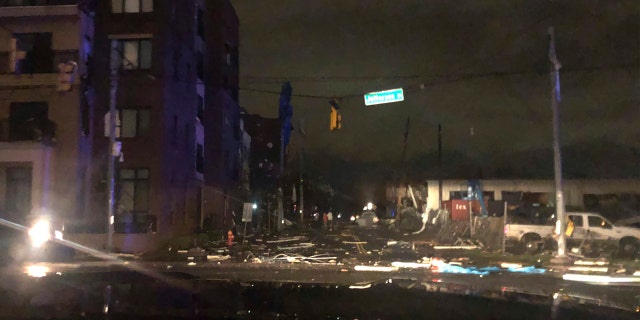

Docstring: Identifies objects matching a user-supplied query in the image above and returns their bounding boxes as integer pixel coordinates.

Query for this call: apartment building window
[224,43,231,65]
[1,0,76,5]
[196,143,204,174]
[117,168,149,215]
[196,94,204,122]
[119,108,150,137]
[196,7,204,39]
[8,102,55,142]
[196,51,204,81]
[11,33,53,74]
[112,39,152,70]
[112,0,153,13]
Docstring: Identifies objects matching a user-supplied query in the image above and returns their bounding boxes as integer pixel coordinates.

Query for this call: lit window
[120,109,150,138]
[112,39,152,70]
[112,0,153,13]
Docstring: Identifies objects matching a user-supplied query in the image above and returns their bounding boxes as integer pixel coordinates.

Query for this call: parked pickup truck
[505,212,640,256]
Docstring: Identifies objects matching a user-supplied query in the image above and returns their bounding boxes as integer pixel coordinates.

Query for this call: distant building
[242,113,282,199]
[387,179,640,221]
[0,1,90,227]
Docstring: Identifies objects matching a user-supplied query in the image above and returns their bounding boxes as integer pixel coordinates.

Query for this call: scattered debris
[353,265,398,272]
[206,255,231,261]
[433,245,480,250]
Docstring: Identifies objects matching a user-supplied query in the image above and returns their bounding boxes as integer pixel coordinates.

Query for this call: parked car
[615,216,640,229]
[505,212,640,257]
[351,210,379,228]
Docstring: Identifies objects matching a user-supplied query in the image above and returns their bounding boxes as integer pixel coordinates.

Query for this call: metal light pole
[438,123,443,209]
[298,118,305,224]
[106,40,120,252]
[548,27,567,258]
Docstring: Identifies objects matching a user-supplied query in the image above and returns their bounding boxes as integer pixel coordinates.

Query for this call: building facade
[387,179,640,221]
[0,1,90,228]
[87,0,243,243]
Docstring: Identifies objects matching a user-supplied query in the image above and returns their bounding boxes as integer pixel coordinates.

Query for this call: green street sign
[364,88,404,106]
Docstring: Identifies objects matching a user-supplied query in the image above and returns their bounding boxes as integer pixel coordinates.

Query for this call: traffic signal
[329,99,341,131]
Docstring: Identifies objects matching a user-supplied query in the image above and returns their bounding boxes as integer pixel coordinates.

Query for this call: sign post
[364,88,404,106]
[242,203,254,246]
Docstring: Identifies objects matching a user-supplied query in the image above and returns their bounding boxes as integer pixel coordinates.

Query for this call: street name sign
[364,88,404,106]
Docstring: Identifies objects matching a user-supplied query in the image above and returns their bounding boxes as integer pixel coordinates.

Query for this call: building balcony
[0,118,56,146]
[0,50,78,87]
[0,1,76,17]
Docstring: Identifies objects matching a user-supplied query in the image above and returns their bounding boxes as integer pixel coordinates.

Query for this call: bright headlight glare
[29,219,51,248]
[26,264,49,278]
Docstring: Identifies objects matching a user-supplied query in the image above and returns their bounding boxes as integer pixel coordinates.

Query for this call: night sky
[232,1,639,189]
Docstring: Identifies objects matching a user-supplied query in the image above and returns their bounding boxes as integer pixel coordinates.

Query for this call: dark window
[8,102,55,142]
[119,109,150,138]
[116,168,151,233]
[111,0,153,13]
[196,8,204,39]
[1,0,76,6]
[113,39,152,70]
[230,46,239,68]
[588,216,612,229]
[231,87,239,102]
[569,215,584,227]
[5,167,32,225]
[12,33,53,74]
[449,191,468,200]
[117,168,149,214]
[196,51,204,80]
[196,95,204,122]
[196,143,204,174]
[224,43,231,65]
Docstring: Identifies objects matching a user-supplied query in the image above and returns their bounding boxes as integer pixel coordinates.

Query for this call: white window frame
[110,37,153,70]
[112,0,153,13]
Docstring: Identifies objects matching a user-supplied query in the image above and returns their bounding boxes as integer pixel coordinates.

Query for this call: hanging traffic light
[329,99,341,131]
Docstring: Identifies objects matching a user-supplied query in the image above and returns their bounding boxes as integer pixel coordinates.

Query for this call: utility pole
[277,128,284,232]
[298,118,305,225]
[548,27,567,260]
[106,40,120,252]
[438,123,443,209]
[277,82,293,233]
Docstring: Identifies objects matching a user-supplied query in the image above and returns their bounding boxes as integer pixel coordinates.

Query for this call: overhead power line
[239,63,638,100]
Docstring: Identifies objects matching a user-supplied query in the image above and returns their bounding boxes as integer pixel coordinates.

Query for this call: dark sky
[231,1,639,178]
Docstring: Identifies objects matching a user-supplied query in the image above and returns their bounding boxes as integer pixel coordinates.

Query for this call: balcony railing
[0,118,57,145]
[0,50,78,75]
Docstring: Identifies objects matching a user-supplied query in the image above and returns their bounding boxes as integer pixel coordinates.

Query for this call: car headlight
[28,218,52,248]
